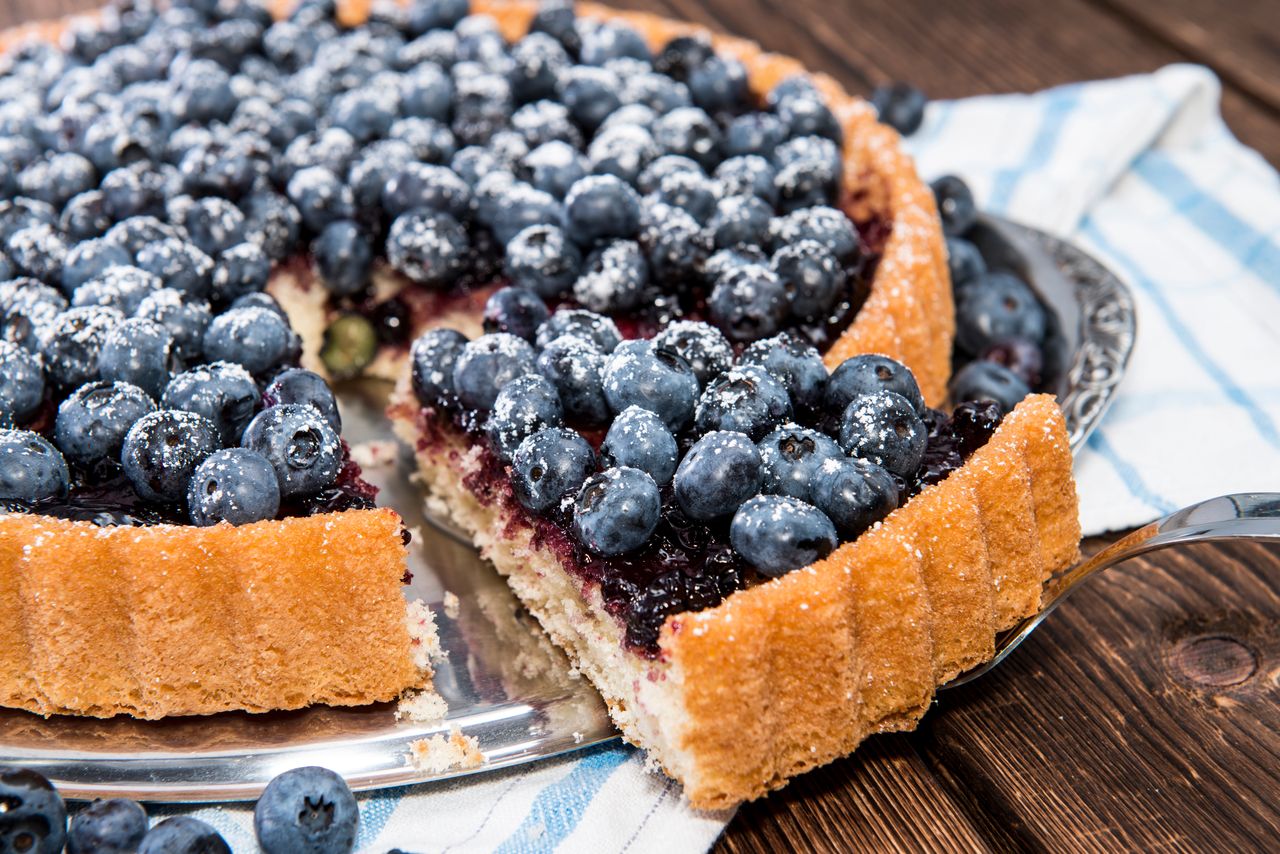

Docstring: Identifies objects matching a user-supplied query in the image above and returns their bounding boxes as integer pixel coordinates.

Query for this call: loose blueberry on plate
[573,466,662,555]
[979,336,1045,388]
[838,390,928,479]
[0,765,67,854]
[955,271,1048,356]
[242,404,343,499]
[730,494,838,576]
[511,426,597,513]
[253,766,357,854]
[67,798,148,854]
[871,82,928,136]
[949,360,1032,415]
[931,174,977,237]
[945,236,986,291]
[138,817,230,854]
[674,430,763,520]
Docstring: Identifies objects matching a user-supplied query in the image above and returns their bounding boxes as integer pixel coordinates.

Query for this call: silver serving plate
[0,215,1134,802]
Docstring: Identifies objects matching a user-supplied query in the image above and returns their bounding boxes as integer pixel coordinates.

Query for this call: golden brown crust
[0,508,422,719]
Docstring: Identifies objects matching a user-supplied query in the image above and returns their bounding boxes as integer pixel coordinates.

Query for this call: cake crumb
[408,726,485,774]
[395,689,448,725]
[406,599,446,672]
[572,731,583,744]
[442,590,460,619]
[349,440,398,469]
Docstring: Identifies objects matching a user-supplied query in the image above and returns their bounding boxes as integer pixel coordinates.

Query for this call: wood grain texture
[0,0,1276,849]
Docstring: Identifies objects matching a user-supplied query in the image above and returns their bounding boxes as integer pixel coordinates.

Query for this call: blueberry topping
[452,332,536,410]
[573,466,662,555]
[313,220,373,297]
[652,106,721,170]
[134,237,214,301]
[483,286,550,341]
[241,403,342,499]
[651,320,733,387]
[534,308,620,353]
[122,409,220,503]
[825,354,926,416]
[188,447,282,526]
[601,406,679,486]
[931,174,977,236]
[386,209,469,288]
[871,82,927,136]
[535,334,610,426]
[708,263,788,342]
[264,368,341,434]
[163,362,258,447]
[757,424,843,503]
[574,239,649,313]
[511,426,596,513]
[811,456,898,537]
[739,331,828,411]
[40,305,123,392]
[769,205,859,261]
[61,239,132,295]
[602,339,699,431]
[673,429,763,522]
[564,174,641,244]
[253,766,357,854]
[487,373,564,461]
[638,202,712,283]
[0,766,67,854]
[139,817,230,854]
[0,431,70,503]
[837,390,927,479]
[410,328,469,406]
[67,798,148,854]
[202,306,293,376]
[771,239,845,322]
[0,340,44,425]
[694,365,793,440]
[949,361,1031,415]
[55,381,156,467]
[97,317,175,399]
[729,494,837,576]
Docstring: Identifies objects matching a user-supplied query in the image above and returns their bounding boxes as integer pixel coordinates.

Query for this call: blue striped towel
[155,64,1280,851]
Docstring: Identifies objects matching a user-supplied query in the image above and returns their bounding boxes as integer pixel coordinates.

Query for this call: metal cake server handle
[945,492,1280,688]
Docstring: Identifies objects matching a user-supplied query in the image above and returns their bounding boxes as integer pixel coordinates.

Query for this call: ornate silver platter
[0,215,1134,802]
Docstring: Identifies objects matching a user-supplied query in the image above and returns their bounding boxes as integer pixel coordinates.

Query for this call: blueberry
[138,817,230,854]
[243,190,303,261]
[694,365,793,440]
[7,223,68,284]
[564,174,641,244]
[483,286,549,341]
[777,95,841,143]
[451,69,514,146]
[586,124,658,187]
[451,145,503,185]
[202,306,292,376]
[211,242,270,304]
[955,272,1047,355]
[535,308,621,353]
[122,409,220,503]
[653,34,713,81]
[724,113,787,161]
[41,305,123,391]
[136,289,211,363]
[716,155,777,205]
[0,340,44,425]
[825,354,926,416]
[242,404,342,498]
[68,798,148,854]
[949,360,1031,415]
[382,162,472,220]
[535,335,609,426]
[0,766,67,854]
[519,140,588,199]
[931,174,977,236]
[99,162,168,221]
[978,337,1044,388]
[529,0,579,53]
[574,239,648,313]
[0,278,66,352]
[163,362,259,447]
[756,424,843,503]
[811,456,898,538]
[637,202,711,283]
[173,58,235,124]
[774,134,842,177]
[579,20,651,65]
[572,466,661,555]
[103,216,181,257]
[602,339,699,431]
[730,495,837,577]
[946,236,986,290]
[386,210,469,288]
[0,198,57,244]
[651,320,732,387]
[871,82,927,136]
[509,32,570,103]
[177,136,262,199]
[768,239,844,322]
[264,368,341,433]
[18,152,95,209]
[0,431,69,503]
[772,153,838,212]
[558,66,622,133]
[173,196,248,257]
[327,86,399,143]
[838,390,927,479]
[674,430,763,520]
[637,154,700,195]
[400,62,454,121]
[61,238,132,296]
[652,107,721,170]
[703,245,767,283]
[54,380,155,466]
[253,766,357,854]
[490,183,564,246]
[187,447,281,526]
[769,205,859,261]
[405,0,469,34]
[708,263,788,342]
[487,373,564,460]
[505,224,581,299]
[410,328,468,406]
[650,168,720,223]
[60,191,112,243]
[97,317,174,399]
[708,194,773,250]
[287,166,355,233]
[620,74,690,115]
[72,265,161,315]
[602,406,678,485]
[135,237,214,301]
[312,221,372,298]
[452,332,536,410]
[689,55,748,114]
[739,332,828,410]
[511,426,596,513]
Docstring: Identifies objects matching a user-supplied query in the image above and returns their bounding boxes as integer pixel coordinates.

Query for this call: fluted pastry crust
[393,390,1080,808]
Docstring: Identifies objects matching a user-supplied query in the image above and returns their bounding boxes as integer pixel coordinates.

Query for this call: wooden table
[5,1,1279,850]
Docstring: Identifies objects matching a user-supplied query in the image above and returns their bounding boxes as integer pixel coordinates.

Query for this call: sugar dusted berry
[825,354,926,416]
[452,332,536,411]
[535,335,610,426]
[602,339,699,432]
[188,447,282,527]
[487,373,564,461]
[601,405,679,485]
[812,456,899,538]
[410,328,469,406]
[573,466,662,555]
[694,365,793,440]
[0,340,44,425]
[242,404,343,499]
[949,360,1031,415]
[674,429,763,521]
[386,209,470,289]
[574,239,649,314]
[511,426,596,513]
[122,409,220,503]
[708,263,788,343]
[535,308,621,353]
[730,494,837,577]
[0,430,70,502]
[162,362,259,447]
[837,390,927,479]
[264,368,341,434]
[651,320,733,387]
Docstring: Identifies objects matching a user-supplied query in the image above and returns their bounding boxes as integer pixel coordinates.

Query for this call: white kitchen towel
[906,63,1280,535]
[155,64,1280,852]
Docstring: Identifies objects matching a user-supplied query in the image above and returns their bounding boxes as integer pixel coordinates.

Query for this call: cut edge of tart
[389,387,1080,809]
[267,0,955,405]
[0,506,435,719]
